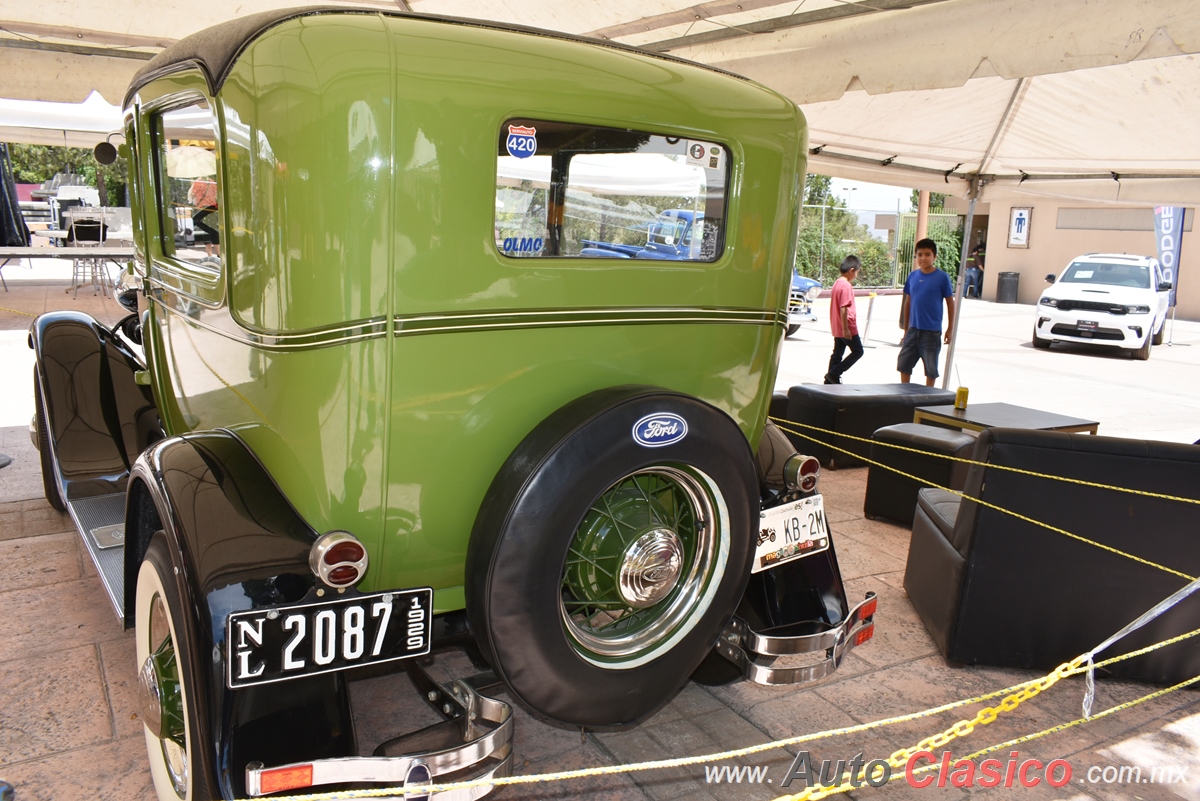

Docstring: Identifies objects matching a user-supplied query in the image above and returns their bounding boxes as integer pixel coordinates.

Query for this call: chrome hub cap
[137,657,164,739]
[560,465,727,665]
[146,594,188,796]
[617,529,683,608]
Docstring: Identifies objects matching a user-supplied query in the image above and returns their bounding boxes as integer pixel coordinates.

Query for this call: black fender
[745,419,849,634]
[125,430,355,799]
[29,310,159,500]
[692,420,853,685]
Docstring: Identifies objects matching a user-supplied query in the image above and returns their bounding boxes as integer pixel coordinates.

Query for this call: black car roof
[125,6,745,108]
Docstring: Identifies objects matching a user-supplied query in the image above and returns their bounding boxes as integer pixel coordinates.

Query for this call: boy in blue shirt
[897,238,956,386]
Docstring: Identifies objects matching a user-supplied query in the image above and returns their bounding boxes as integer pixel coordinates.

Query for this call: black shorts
[897,328,942,378]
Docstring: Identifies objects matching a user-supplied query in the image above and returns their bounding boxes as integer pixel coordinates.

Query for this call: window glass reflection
[154,101,222,271]
[496,120,728,262]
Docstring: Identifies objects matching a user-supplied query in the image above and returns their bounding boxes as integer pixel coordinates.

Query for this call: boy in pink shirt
[824,255,862,384]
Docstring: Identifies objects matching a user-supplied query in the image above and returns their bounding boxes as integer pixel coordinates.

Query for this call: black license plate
[226,588,432,688]
[1077,320,1098,331]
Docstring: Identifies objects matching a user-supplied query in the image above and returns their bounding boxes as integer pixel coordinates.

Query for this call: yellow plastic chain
[773,656,1086,801]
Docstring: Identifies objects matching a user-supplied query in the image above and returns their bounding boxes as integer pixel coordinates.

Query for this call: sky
[826,177,915,240]
[829,177,913,214]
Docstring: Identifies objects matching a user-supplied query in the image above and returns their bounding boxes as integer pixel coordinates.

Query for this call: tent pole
[941,182,978,391]
[819,204,827,285]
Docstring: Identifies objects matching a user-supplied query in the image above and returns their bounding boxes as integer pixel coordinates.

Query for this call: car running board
[714,593,877,685]
[66,493,127,621]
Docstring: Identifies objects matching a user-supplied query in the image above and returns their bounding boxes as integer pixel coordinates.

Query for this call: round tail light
[783,454,821,493]
[309,531,368,588]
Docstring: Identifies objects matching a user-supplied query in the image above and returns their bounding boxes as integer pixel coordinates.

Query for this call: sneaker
[823,373,840,384]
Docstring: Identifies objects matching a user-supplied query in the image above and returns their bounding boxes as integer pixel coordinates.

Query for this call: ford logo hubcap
[618,529,684,608]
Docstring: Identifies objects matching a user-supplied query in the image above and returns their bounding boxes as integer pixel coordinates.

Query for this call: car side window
[152,100,222,273]
[495,119,729,262]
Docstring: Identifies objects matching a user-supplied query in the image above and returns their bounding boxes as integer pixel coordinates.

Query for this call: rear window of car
[495,119,729,261]
[1061,261,1151,288]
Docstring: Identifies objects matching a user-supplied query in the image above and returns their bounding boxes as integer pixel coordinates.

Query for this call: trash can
[996,271,1020,303]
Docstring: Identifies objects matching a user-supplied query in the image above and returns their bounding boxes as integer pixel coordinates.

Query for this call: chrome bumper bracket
[715,592,877,685]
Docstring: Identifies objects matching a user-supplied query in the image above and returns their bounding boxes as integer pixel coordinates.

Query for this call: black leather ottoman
[782,384,956,468]
[770,391,790,423]
[864,423,977,524]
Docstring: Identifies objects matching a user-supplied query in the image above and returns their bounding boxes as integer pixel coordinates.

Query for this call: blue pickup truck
[788,272,821,337]
[581,209,708,260]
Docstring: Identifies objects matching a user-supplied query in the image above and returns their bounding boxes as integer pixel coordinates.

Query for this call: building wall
[979,194,1198,320]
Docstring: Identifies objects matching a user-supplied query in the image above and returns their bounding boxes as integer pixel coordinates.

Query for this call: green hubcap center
[138,642,185,747]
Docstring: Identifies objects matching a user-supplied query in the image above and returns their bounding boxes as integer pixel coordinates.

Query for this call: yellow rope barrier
[0,305,36,317]
[770,672,1200,801]
[770,418,1196,581]
[238,627,1200,801]
[769,415,1200,507]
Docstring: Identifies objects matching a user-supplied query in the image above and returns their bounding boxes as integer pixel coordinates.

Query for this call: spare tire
[466,386,757,726]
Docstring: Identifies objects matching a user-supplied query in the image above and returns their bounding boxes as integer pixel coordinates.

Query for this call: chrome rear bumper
[246,666,512,799]
[714,593,876,685]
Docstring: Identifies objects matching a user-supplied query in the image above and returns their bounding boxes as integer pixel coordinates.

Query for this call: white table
[0,246,136,293]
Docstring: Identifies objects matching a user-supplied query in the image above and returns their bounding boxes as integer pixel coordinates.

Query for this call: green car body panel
[125,12,806,614]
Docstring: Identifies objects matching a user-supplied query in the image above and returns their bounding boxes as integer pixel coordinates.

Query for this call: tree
[796,174,894,285]
[909,189,949,211]
[804,174,833,206]
[9,144,128,206]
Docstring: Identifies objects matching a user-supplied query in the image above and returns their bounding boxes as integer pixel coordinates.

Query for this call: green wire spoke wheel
[561,466,721,664]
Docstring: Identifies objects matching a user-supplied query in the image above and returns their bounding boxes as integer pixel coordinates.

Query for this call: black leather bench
[781,384,956,468]
[864,423,977,524]
[904,427,1200,685]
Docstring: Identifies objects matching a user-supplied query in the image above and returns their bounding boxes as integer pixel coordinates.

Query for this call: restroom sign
[1008,207,1031,248]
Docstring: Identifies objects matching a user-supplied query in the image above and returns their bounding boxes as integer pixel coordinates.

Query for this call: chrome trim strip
[144,271,223,310]
[147,293,389,351]
[245,679,513,799]
[394,307,787,336]
[148,294,786,350]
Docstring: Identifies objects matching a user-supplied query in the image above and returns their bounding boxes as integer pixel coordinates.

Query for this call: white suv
[1033,253,1172,360]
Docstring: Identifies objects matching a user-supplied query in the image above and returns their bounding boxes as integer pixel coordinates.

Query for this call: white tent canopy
[0,0,1198,204]
[0,91,122,148]
[498,153,706,197]
[671,0,1200,205]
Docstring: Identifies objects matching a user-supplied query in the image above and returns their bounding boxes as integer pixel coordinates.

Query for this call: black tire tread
[141,535,218,800]
[34,368,66,512]
[466,386,757,727]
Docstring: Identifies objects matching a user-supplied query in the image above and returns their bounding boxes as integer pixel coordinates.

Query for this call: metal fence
[796,202,965,289]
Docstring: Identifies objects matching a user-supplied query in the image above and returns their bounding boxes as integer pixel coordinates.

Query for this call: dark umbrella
[0,143,31,247]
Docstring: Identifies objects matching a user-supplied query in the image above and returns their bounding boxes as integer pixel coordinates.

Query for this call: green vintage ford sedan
[31,8,873,799]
